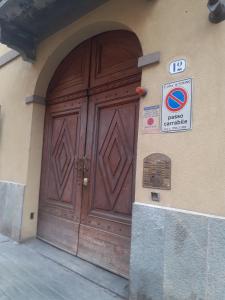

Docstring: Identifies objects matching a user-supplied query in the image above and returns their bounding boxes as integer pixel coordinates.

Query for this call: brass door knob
[83,177,89,187]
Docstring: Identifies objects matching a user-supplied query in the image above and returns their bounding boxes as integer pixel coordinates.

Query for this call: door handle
[83,156,89,175]
[75,156,90,186]
[75,158,84,174]
[83,157,89,187]
[76,157,90,185]
[83,177,89,187]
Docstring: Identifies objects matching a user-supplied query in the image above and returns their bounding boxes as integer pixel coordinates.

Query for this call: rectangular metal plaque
[143,153,171,190]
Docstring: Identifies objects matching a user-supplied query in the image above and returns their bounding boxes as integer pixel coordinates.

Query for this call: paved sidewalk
[0,235,128,300]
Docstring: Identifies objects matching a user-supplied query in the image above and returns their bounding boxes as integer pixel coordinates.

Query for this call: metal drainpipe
[208,0,225,23]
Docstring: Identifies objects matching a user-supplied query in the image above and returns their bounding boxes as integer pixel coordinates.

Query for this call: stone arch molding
[30,21,142,103]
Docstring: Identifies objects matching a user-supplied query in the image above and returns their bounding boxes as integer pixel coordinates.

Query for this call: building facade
[0,0,224,299]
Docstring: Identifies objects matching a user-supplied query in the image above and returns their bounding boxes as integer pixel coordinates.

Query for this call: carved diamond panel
[108,141,121,176]
[52,119,74,198]
[99,110,132,209]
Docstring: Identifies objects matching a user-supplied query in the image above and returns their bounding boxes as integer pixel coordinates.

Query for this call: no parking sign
[161,78,192,132]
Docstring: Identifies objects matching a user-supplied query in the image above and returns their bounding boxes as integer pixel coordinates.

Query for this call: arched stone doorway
[37,30,142,277]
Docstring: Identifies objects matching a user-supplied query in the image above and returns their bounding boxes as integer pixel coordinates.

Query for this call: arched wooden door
[38,30,142,277]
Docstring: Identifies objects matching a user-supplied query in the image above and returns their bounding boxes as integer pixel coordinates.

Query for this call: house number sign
[143,153,171,190]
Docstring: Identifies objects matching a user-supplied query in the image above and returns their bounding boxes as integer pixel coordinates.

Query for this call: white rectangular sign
[143,105,160,134]
[161,78,192,132]
[169,59,186,74]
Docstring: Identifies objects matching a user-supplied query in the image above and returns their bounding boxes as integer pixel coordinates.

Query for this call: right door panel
[78,83,140,277]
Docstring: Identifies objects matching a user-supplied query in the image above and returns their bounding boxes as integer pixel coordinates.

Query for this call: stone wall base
[0,181,25,241]
[130,203,225,300]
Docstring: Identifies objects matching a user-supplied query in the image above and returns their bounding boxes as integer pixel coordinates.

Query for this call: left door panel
[38,98,87,254]
[38,39,91,254]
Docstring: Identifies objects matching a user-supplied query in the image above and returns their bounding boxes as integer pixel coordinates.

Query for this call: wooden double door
[38,30,142,277]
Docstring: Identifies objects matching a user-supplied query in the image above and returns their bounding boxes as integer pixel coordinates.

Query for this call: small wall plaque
[143,153,171,190]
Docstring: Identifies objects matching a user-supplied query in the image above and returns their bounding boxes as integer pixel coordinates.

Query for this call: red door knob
[136,86,147,97]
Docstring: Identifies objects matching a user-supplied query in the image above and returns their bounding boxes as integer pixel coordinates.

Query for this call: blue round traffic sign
[165,88,188,112]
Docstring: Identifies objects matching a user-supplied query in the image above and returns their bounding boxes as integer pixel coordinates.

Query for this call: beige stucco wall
[0,56,33,184]
[0,0,224,240]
